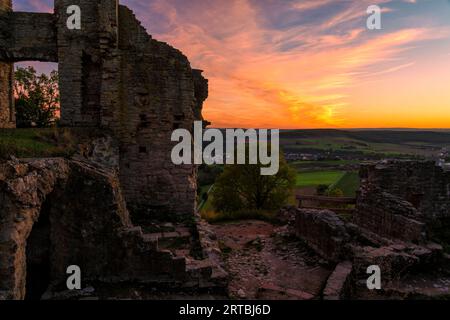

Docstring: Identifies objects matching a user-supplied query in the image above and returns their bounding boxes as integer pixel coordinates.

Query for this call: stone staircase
[138,221,228,291]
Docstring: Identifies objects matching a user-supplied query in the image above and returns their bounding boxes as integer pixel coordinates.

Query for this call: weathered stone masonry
[0,0,208,219]
[0,1,15,128]
[0,158,216,300]
[358,160,450,242]
[0,1,223,300]
[292,160,450,298]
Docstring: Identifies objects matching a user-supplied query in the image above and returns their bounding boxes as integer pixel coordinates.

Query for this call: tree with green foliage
[14,66,59,128]
[211,156,296,213]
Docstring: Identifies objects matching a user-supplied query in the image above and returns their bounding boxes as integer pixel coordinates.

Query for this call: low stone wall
[350,243,442,286]
[294,208,349,262]
[360,160,450,242]
[355,190,426,244]
[323,261,353,300]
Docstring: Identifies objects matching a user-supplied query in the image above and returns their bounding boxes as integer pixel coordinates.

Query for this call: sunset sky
[15,0,450,129]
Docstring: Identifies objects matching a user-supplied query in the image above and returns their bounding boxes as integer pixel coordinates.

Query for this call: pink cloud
[13,0,450,128]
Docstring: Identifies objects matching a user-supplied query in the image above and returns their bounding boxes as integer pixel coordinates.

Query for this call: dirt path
[211,220,332,300]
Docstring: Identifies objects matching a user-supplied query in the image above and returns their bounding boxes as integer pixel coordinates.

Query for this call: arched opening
[25,196,53,300]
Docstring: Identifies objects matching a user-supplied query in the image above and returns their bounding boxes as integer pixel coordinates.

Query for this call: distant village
[285,146,450,171]
[437,147,450,170]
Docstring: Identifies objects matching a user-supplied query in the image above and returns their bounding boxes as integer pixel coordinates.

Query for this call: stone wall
[0,2,57,128]
[290,160,450,295]
[323,261,353,300]
[359,160,450,242]
[0,0,209,220]
[8,13,57,62]
[0,0,14,128]
[46,160,189,287]
[355,190,426,244]
[111,6,201,220]
[0,2,214,299]
[193,69,209,122]
[0,158,70,299]
[0,61,14,127]
[54,0,118,127]
[0,157,220,300]
[294,208,349,262]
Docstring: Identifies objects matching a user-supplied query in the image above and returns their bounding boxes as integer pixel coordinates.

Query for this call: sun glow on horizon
[15,0,450,129]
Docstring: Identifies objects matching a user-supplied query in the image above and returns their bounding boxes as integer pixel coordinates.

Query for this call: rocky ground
[43,219,332,300]
[210,218,450,301]
[31,218,450,300]
[211,220,333,300]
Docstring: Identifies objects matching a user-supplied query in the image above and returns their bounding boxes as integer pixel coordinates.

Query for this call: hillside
[280,129,450,159]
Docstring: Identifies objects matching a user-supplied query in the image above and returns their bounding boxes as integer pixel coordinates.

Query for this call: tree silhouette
[14,66,59,128]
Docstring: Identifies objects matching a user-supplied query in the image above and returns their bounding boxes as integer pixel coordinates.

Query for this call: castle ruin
[291,160,450,299]
[1,0,449,301]
[0,0,226,300]
[0,0,207,219]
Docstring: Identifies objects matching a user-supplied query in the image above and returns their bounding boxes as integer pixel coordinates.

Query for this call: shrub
[211,155,296,214]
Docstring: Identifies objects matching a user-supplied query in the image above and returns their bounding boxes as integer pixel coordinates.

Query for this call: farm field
[296,170,345,188]
[280,129,450,158]
[331,171,360,197]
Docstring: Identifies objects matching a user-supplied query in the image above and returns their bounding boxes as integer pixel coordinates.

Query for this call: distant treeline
[279,129,450,145]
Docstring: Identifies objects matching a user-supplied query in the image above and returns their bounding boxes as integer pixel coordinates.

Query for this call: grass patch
[296,170,344,188]
[0,128,74,159]
[0,127,106,160]
[331,171,360,197]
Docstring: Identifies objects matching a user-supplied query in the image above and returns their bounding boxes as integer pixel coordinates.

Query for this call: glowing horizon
[15,0,450,129]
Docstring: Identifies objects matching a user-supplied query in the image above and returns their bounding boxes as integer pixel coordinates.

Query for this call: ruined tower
[0,1,218,300]
[54,0,119,126]
[0,0,14,128]
[0,0,209,220]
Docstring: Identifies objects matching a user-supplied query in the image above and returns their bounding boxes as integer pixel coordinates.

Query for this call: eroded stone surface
[0,0,224,300]
[359,160,450,242]
[294,208,349,262]
[291,160,450,299]
[323,261,353,300]
[0,157,225,300]
[0,0,208,220]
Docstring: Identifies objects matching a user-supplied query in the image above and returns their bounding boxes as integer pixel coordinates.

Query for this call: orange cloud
[134,0,450,129]
[19,0,450,129]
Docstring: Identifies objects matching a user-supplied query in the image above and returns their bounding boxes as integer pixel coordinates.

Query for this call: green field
[280,129,450,159]
[0,128,103,160]
[331,171,360,196]
[296,170,345,187]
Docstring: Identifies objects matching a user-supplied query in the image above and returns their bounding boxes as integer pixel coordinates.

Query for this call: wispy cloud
[122,0,450,128]
[13,0,52,12]
[15,0,450,128]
